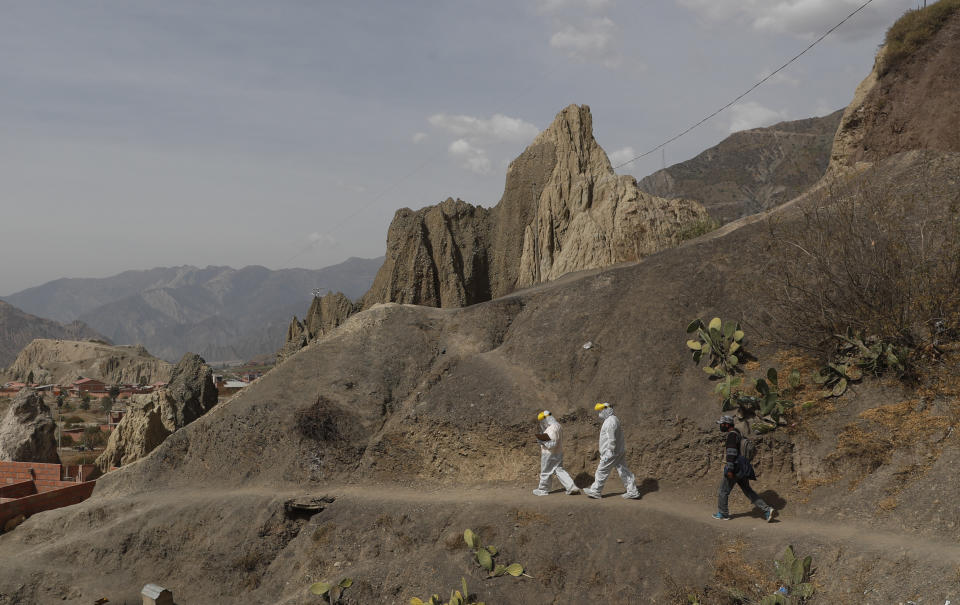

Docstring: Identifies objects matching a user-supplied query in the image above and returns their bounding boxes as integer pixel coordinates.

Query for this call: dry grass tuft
[711,539,778,603]
[881,0,960,75]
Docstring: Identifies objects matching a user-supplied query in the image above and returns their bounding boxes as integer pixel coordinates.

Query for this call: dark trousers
[717,475,770,516]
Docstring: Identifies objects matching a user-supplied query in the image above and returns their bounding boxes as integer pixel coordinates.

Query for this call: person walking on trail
[713,415,776,522]
[583,402,640,499]
[533,410,580,496]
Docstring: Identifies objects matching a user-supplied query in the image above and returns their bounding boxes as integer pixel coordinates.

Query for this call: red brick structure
[0,462,96,529]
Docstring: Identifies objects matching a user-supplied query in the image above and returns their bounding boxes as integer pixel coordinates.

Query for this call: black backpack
[732,430,758,479]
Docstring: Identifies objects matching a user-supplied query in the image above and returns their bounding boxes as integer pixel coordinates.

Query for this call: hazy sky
[0,0,921,295]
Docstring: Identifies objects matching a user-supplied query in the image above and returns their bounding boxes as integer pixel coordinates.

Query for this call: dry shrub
[878,495,899,511]
[710,539,777,604]
[759,166,960,357]
[880,0,960,75]
[829,398,951,483]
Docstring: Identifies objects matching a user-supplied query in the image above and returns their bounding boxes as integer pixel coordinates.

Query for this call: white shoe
[532,489,550,496]
[622,491,640,499]
[582,488,601,499]
[566,487,581,495]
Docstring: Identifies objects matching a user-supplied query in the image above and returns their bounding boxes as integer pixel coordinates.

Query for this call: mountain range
[2,257,382,363]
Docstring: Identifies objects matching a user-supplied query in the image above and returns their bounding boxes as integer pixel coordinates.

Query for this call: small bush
[880,0,960,75]
[678,217,720,242]
[759,166,960,358]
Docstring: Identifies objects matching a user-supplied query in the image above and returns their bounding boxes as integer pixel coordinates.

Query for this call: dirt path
[125,481,959,565]
[325,483,960,562]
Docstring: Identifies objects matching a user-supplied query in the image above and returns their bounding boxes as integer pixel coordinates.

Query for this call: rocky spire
[360,104,708,310]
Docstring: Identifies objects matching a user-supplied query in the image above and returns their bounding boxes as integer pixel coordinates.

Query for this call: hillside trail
[333,484,960,560]
[100,481,960,565]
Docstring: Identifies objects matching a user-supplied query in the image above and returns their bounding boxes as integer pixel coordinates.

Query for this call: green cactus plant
[309,577,353,603]
[813,330,908,398]
[687,318,802,431]
[760,545,815,604]
[686,317,748,379]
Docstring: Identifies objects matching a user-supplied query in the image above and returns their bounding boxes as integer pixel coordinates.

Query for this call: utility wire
[287,0,876,266]
[613,0,876,170]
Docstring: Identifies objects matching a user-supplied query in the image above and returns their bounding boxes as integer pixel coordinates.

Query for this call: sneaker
[582,488,601,499]
[765,508,776,523]
[622,491,641,500]
[566,487,581,495]
[712,512,731,520]
[532,489,550,497]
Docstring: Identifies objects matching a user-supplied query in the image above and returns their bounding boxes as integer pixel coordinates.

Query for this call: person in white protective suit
[532,410,580,496]
[583,402,640,499]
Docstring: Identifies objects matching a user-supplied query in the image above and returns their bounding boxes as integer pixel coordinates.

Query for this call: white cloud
[549,17,621,67]
[428,113,540,142]
[676,0,914,41]
[307,232,337,248]
[608,146,636,167]
[725,101,789,132]
[536,0,611,13]
[448,138,491,174]
[412,132,428,144]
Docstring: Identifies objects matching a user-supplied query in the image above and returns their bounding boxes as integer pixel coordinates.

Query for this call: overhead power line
[613,0,876,170]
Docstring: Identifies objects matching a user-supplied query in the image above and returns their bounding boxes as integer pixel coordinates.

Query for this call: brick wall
[0,461,62,486]
[0,481,96,529]
[0,480,36,499]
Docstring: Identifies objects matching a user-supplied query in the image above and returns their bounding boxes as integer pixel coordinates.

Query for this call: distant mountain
[0,300,106,368]
[2,258,383,363]
[637,110,844,223]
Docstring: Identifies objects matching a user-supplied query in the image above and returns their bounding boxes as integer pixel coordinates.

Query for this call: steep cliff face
[362,199,493,308]
[4,339,172,386]
[362,104,708,309]
[829,6,960,173]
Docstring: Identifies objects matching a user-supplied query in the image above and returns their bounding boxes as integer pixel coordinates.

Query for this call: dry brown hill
[830,0,960,172]
[0,300,105,369]
[1,150,959,604]
[3,6,960,604]
[3,339,172,386]
[638,111,843,223]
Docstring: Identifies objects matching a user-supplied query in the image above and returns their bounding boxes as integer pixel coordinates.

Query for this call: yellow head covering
[537,410,551,421]
[594,402,609,411]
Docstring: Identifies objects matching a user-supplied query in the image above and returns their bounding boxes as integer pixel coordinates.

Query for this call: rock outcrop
[3,339,172,386]
[362,104,708,309]
[829,6,960,173]
[96,353,217,471]
[0,388,59,463]
[361,200,493,308]
[638,111,843,223]
[276,292,357,363]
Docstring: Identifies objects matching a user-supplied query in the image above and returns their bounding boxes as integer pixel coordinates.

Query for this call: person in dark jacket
[713,415,775,522]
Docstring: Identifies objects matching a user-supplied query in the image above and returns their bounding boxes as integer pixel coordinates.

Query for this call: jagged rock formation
[829,6,960,173]
[361,199,494,308]
[361,104,708,309]
[0,299,106,368]
[638,111,843,223]
[96,353,217,472]
[3,339,172,386]
[276,292,357,363]
[0,388,59,463]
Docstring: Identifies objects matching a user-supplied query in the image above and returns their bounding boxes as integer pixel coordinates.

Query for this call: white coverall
[587,408,640,498]
[533,416,578,496]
